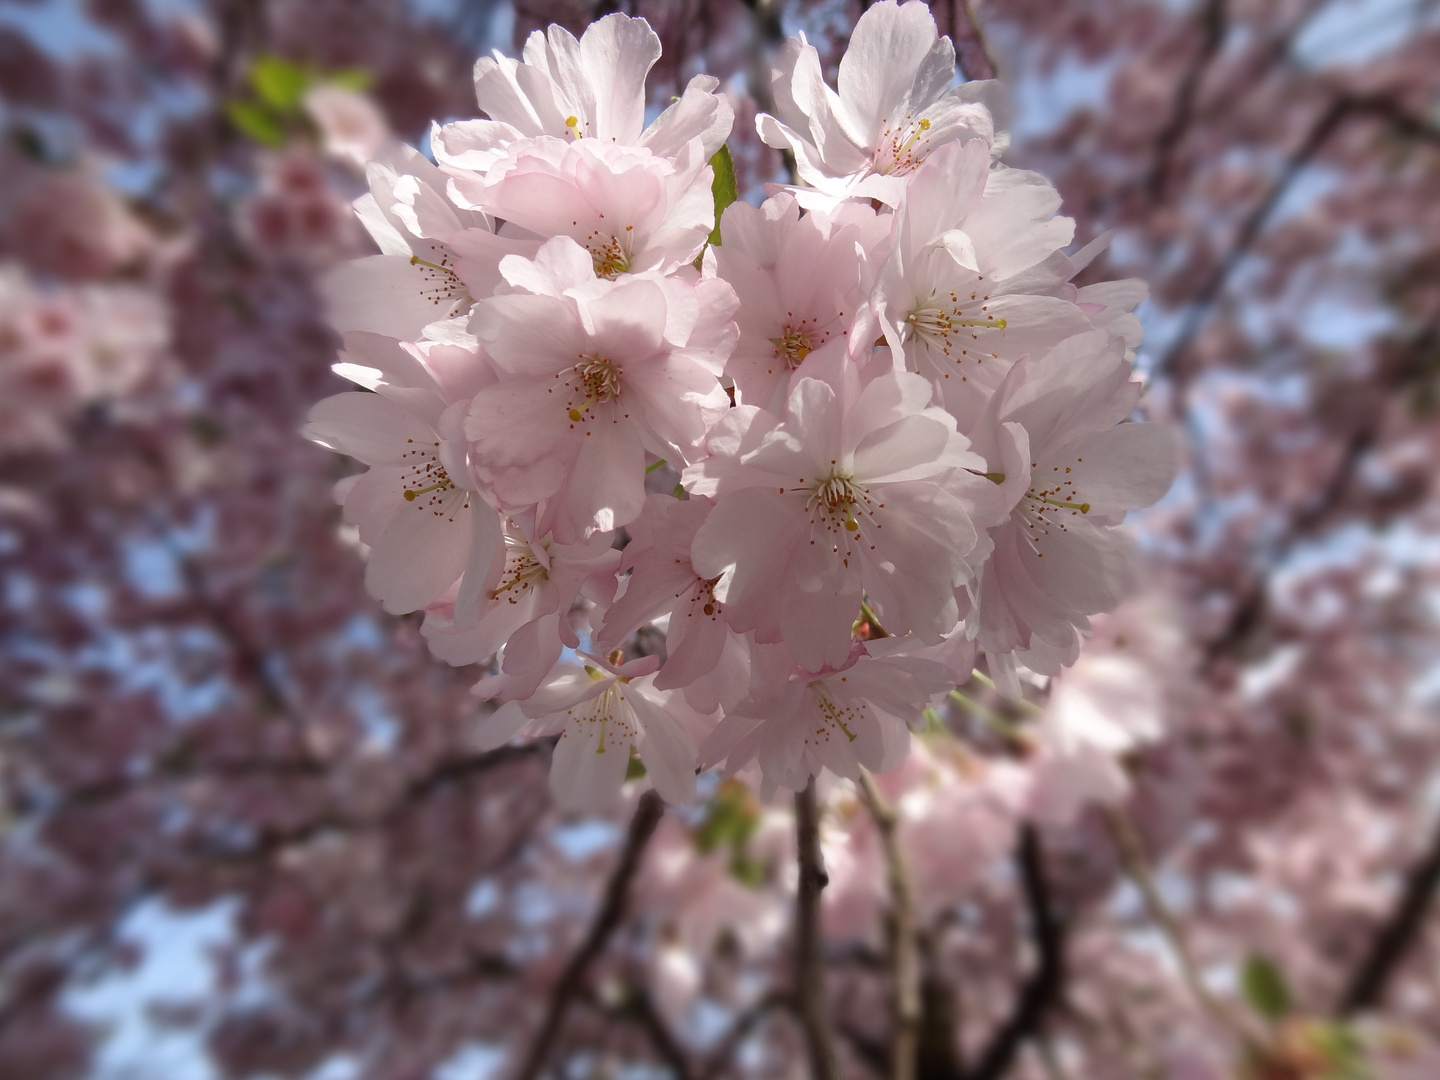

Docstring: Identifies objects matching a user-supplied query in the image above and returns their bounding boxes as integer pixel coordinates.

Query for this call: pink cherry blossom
[465,136,716,279]
[686,343,988,670]
[700,638,953,795]
[421,512,620,701]
[756,0,996,208]
[303,388,502,617]
[712,192,887,411]
[465,236,735,540]
[968,331,1177,689]
[475,651,712,811]
[435,12,731,178]
[871,137,1099,430]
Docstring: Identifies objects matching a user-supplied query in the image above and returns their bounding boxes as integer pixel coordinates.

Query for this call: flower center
[807,470,873,538]
[1017,458,1091,557]
[489,534,549,603]
[562,355,623,422]
[875,115,932,175]
[585,230,632,277]
[769,325,815,369]
[562,686,638,756]
[400,438,463,519]
[408,248,470,316]
[808,684,859,744]
[904,293,1007,363]
[687,574,724,618]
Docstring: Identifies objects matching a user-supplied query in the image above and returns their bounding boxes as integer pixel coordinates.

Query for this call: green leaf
[1241,954,1292,1022]
[1309,1022,1365,1079]
[251,56,310,113]
[325,67,374,93]
[707,144,738,246]
[695,779,759,854]
[225,101,286,147]
[624,753,647,782]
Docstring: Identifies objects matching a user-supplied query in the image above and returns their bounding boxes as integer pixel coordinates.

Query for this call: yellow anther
[403,482,448,501]
[408,254,454,275]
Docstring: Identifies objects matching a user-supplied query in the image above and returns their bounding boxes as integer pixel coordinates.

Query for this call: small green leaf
[1310,1021,1365,1072]
[325,67,374,93]
[624,754,647,782]
[1241,954,1291,1022]
[707,144,738,246]
[225,101,286,147]
[251,56,310,113]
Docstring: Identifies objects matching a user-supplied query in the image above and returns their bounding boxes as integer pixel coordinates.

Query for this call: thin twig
[965,827,1064,1080]
[1147,0,1229,199]
[699,991,791,1080]
[858,768,920,1080]
[1155,91,1440,384]
[796,777,842,1080]
[957,0,999,80]
[1102,807,1256,1041]
[1153,95,1349,382]
[514,790,667,1080]
[1339,812,1440,1015]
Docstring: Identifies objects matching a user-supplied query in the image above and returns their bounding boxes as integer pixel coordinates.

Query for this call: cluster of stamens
[875,115,933,175]
[768,313,833,372]
[408,246,469,316]
[561,685,638,756]
[679,573,724,619]
[794,468,884,568]
[400,438,463,519]
[557,354,624,424]
[904,287,1007,372]
[1019,457,1090,557]
[807,683,862,746]
[489,533,549,603]
[575,214,634,278]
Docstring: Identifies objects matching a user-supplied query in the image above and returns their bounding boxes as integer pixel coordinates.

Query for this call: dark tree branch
[585,983,696,1080]
[950,0,999,81]
[796,777,842,1080]
[858,768,920,1080]
[1339,812,1440,1015]
[964,828,1064,1080]
[1147,0,1228,199]
[514,790,666,1080]
[1156,91,1440,383]
[698,991,790,1080]
[1154,95,1349,381]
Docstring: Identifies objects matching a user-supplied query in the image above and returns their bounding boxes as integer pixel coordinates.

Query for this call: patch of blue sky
[338,612,387,653]
[122,537,185,599]
[0,0,119,59]
[551,818,621,861]
[1008,54,1115,143]
[435,1042,508,1080]
[348,682,401,751]
[65,898,239,1080]
[511,879,560,926]
[1294,0,1440,67]
[466,876,502,917]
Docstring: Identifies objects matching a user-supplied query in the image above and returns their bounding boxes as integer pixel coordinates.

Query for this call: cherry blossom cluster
[305,0,1176,811]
